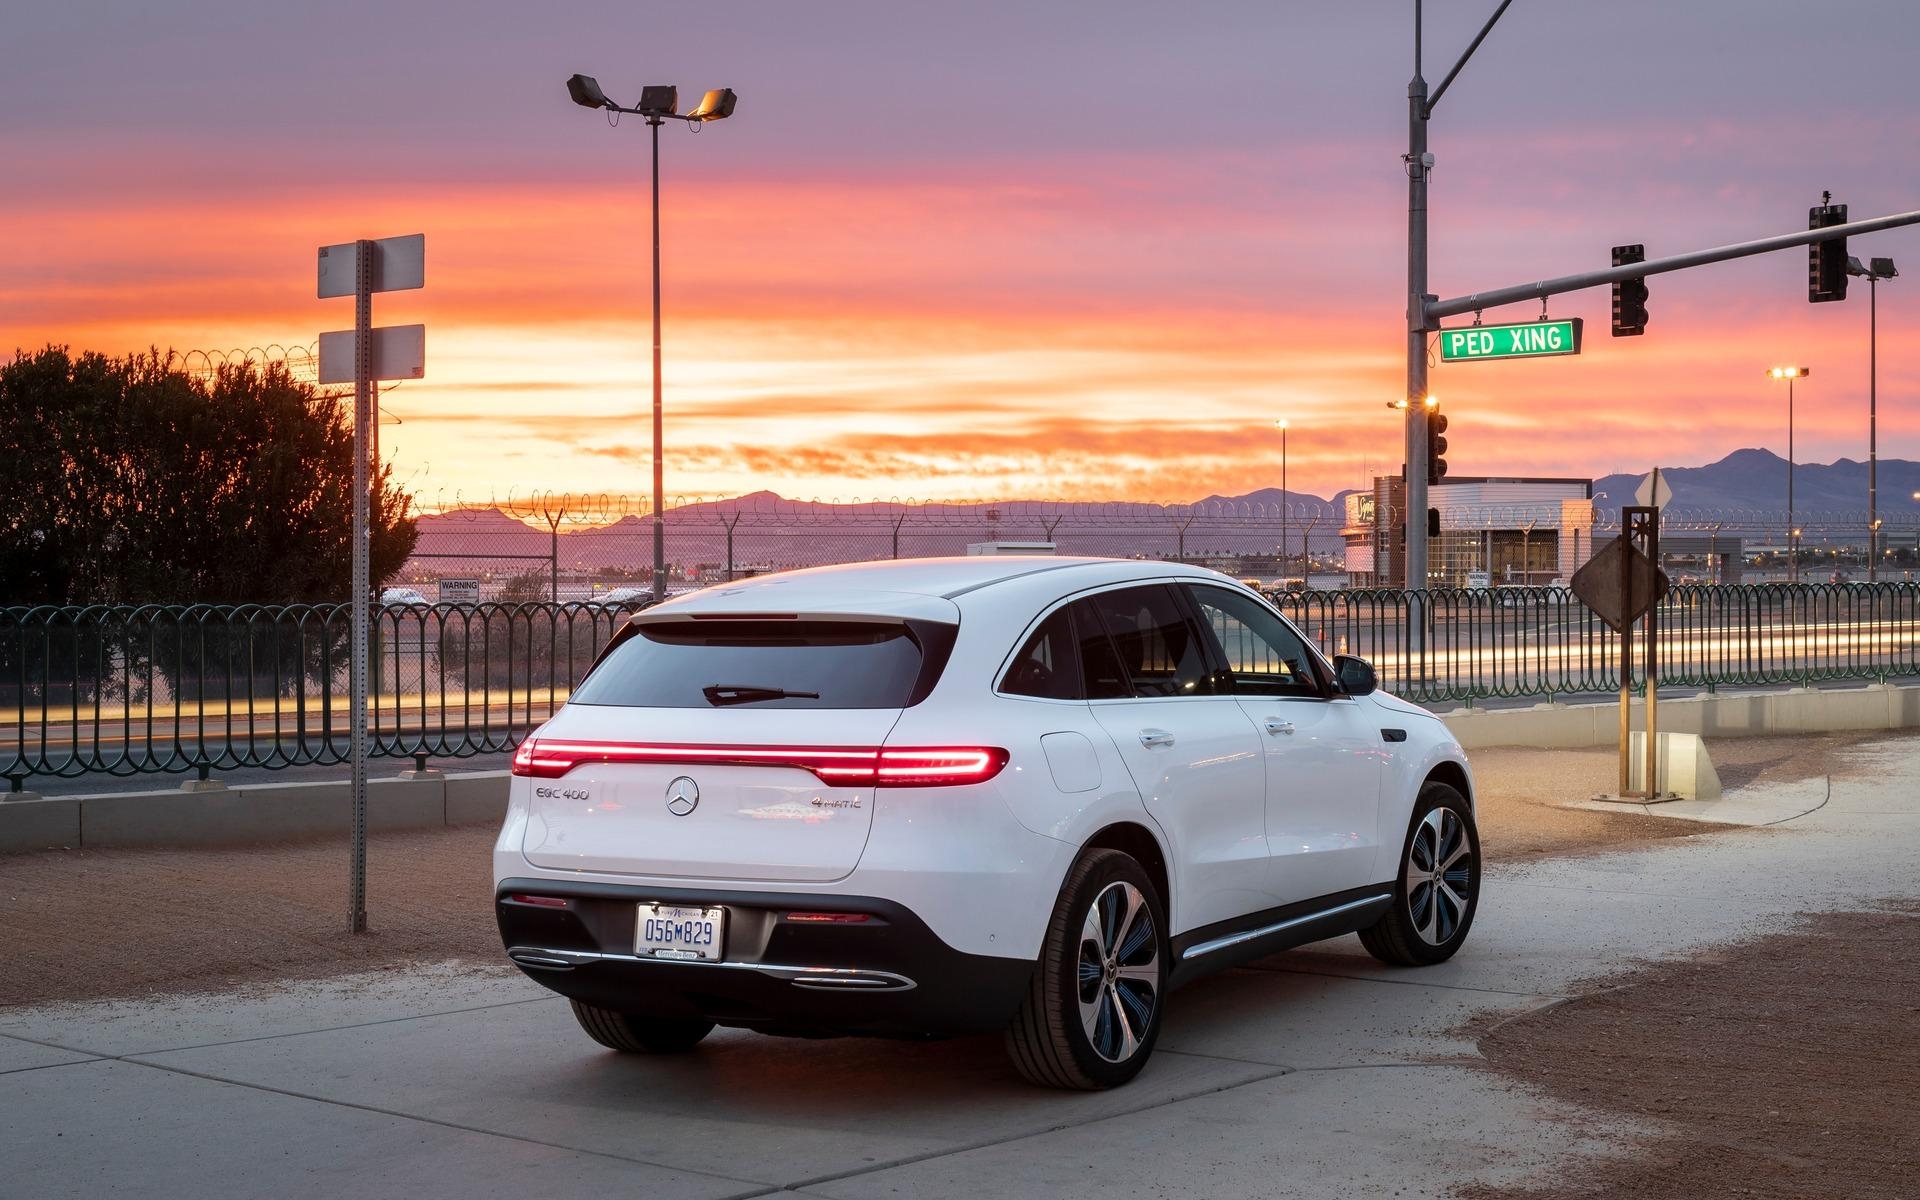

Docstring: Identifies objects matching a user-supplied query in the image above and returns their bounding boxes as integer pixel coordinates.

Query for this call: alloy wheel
[1404,806,1474,945]
[1076,880,1161,1063]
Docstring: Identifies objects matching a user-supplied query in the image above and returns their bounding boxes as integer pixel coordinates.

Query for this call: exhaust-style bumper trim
[505,945,916,991]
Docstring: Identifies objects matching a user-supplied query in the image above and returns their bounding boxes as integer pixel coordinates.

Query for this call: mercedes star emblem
[665,776,700,816]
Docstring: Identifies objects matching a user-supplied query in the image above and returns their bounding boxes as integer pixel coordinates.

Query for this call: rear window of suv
[570,619,954,709]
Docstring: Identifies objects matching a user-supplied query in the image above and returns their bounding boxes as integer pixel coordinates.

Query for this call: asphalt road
[4,738,1915,1198]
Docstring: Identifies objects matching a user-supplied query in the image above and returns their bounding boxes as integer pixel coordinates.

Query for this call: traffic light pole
[1405,66,1430,602]
[1404,0,1512,610]
[1400,4,1920,595]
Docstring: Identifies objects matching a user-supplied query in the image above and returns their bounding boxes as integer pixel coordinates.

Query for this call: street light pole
[1769,366,1810,583]
[650,114,665,603]
[1848,256,1898,580]
[1276,419,1290,578]
[568,75,737,605]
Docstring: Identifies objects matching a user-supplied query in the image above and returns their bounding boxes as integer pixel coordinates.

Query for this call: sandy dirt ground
[0,732,1889,1010]
[1460,903,1920,1200]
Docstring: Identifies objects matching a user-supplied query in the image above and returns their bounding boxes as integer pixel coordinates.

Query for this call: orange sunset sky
[7,1,1920,506]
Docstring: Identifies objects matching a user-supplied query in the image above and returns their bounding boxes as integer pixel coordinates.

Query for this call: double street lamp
[1767,366,1810,582]
[1847,256,1899,580]
[568,74,738,603]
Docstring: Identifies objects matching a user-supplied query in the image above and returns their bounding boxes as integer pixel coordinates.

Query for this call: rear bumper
[496,878,1034,1037]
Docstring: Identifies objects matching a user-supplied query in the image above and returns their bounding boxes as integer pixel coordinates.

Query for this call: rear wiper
[702,683,822,707]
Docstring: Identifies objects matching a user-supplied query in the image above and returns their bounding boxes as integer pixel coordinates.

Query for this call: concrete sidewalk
[3,737,1916,1199]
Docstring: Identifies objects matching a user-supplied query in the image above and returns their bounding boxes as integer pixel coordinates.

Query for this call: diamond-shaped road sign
[1634,467,1673,510]
[1571,535,1669,632]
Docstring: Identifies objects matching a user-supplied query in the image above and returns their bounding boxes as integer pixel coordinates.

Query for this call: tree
[0,347,417,606]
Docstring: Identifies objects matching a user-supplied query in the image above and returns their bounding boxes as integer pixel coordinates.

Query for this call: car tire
[569,999,714,1054]
[1360,781,1480,967]
[1005,848,1168,1090]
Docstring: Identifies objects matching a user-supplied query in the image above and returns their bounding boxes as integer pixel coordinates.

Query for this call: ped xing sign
[1439,318,1583,363]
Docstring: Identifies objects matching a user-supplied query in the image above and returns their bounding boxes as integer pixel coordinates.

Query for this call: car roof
[641,557,1234,621]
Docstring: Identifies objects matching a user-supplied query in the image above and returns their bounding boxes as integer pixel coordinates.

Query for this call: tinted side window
[1069,598,1132,699]
[1085,586,1214,698]
[1186,586,1322,698]
[1001,606,1082,700]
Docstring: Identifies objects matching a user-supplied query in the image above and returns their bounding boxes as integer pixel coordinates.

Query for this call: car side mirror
[1334,655,1376,696]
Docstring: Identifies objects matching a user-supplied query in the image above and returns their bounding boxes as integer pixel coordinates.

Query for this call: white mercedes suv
[495,557,1480,1089]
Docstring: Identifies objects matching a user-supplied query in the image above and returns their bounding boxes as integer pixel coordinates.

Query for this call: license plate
[635,904,726,961]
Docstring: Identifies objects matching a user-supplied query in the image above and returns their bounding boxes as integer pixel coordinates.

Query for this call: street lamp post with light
[1275,419,1290,578]
[567,74,738,603]
[1846,257,1898,580]
[1768,367,1810,582]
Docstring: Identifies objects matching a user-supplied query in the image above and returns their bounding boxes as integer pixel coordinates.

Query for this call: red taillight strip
[876,747,1011,786]
[509,739,1008,787]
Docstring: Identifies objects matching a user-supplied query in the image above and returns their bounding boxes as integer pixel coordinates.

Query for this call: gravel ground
[1459,903,1920,1200]
[0,735,1854,1010]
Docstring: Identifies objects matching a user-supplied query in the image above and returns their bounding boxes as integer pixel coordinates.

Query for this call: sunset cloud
[7,0,1920,507]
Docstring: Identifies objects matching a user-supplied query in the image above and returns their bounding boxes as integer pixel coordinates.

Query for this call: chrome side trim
[1179,893,1393,962]
[504,946,917,992]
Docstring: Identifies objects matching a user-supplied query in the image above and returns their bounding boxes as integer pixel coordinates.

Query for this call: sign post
[318,233,425,934]
[1570,510,1669,799]
[1626,505,1662,798]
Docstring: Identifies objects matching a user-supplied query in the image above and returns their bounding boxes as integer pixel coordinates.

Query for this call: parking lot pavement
[4,739,1916,1199]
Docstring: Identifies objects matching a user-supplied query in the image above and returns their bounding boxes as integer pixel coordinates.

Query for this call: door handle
[1263,717,1296,736]
[1138,728,1175,749]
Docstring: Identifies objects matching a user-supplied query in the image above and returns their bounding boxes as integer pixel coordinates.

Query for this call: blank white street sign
[1634,468,1673,509]
[318,324,426,383]
[317,233,425,298]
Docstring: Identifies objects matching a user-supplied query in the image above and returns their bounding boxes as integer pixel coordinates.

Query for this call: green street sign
[1438,318,1584,363]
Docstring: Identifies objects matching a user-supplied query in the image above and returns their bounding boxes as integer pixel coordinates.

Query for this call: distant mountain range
[407,449,1919,579]
[1593,449,1920,518]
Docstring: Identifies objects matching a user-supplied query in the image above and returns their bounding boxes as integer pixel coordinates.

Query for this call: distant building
[1342,476,1596,587]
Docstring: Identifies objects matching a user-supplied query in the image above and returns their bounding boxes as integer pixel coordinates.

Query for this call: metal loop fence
[6,583,1919,786]
[1,600,649,785]
[1263,582,1920,704]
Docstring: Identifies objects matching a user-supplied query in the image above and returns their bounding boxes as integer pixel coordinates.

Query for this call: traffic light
[1611,244,1648,336]
[1426,405,1449,481]
[1427,507,1441,538]
[1810,201,1849,303]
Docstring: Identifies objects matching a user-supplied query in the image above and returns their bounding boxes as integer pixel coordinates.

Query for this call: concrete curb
[5,682,1917,853]
[1,770,509,854]
[1437,681,1920,749]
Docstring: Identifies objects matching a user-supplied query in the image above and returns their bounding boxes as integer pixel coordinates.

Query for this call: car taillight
[785,912,872,923]
[876,747,1010,787]
[507,740,1007,788]
[507,893,569,908]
